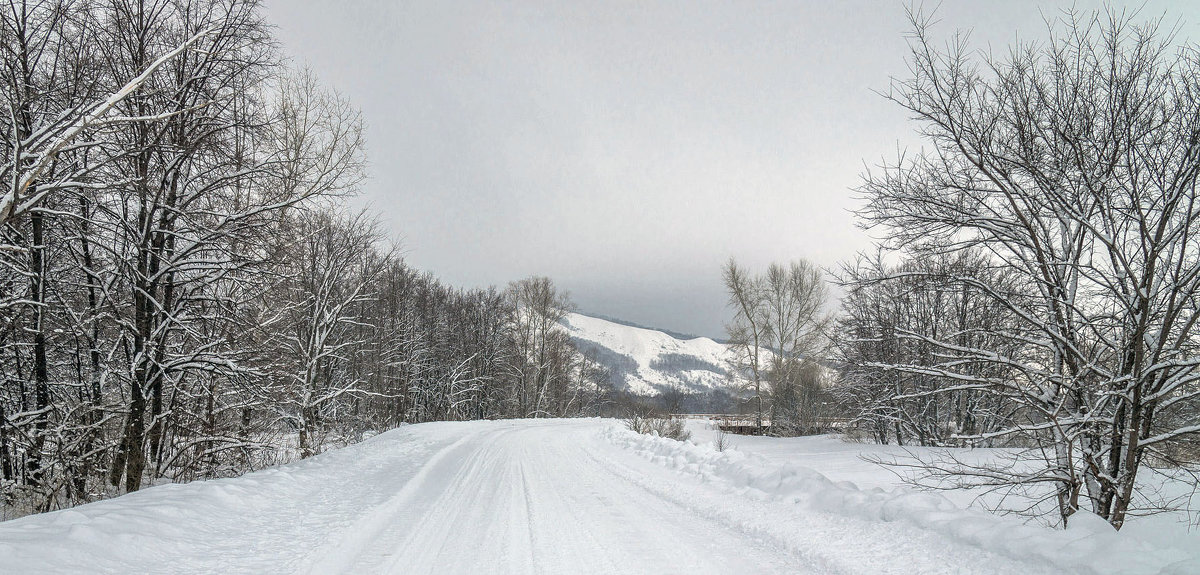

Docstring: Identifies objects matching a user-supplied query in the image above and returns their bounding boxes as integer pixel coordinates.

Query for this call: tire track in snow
[589,428,1066,575]
[307,420,815,574]
[301,428,494,574]
[365,423,549,573]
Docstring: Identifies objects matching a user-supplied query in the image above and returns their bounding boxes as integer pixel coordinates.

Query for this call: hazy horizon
[265,0,1200,338]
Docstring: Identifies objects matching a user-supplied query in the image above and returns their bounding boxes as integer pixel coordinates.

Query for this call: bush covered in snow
[624,413,692,442]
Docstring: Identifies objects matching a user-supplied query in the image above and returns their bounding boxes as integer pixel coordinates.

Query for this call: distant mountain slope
[561,312,739,396]
[579,313,729,344]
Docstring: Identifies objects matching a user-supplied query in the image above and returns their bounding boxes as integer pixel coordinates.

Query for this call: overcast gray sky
[263,0,1200,339]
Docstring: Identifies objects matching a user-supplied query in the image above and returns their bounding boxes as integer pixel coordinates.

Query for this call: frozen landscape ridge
[562,312,740,395]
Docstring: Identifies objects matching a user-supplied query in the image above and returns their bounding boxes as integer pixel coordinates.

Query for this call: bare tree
[0,0,212,230]
[723,259,768,427]
[0,0,597,519]
[834,249,1028,447]
[761,260,832,435]
[724,258,832,433]
[857,8,1200,528]
[506,276,573,417]
[267,211,387,458]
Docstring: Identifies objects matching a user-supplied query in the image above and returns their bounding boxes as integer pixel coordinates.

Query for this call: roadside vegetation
[623,411,692,442]
[0,0,611,519]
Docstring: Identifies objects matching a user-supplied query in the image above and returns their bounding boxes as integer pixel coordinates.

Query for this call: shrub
[624,412,692,442]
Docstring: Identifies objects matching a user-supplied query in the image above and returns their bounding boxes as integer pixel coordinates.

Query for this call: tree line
[722,258,836,436]
[718,9,1200,533]
[6,0,1197,535]
[0,0,607,517]
[829,9,1200,530]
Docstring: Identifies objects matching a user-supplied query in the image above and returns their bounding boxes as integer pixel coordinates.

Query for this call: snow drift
[603,425,1200,575]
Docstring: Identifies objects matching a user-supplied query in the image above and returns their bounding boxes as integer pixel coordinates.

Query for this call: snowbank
[0,422,464,574]
[603,425,1200,575]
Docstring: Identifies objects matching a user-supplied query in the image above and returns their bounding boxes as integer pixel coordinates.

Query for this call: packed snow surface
[1,419,1196,574]
[562,312,738,395]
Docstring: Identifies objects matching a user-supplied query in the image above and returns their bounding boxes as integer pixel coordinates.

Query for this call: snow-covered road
[306,421,804,574]
[1,419,1188,574]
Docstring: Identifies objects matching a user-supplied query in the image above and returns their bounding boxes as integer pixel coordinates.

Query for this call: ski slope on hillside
[3,419,1192,575]
[562,312,739,395]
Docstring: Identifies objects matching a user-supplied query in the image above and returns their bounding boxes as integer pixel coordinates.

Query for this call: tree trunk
[28,208,50,487]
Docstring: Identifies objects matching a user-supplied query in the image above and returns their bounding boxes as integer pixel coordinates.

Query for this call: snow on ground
[682,419,1200,573]
[562,312,738,394]
[0,418,1195,574]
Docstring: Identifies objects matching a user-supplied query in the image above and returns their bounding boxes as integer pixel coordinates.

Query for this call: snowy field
[0,418,1197,574]
[684,421,1200,526]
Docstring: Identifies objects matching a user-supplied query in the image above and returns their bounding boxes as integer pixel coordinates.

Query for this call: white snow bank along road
[611,425,1200,575]
[0,419,1187,575]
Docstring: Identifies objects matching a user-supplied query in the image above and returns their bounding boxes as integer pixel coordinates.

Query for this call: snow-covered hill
[561,312,740,396]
